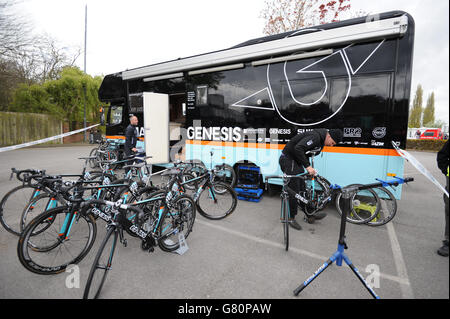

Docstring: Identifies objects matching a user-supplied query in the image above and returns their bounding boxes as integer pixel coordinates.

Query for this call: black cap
[328,129,343,143]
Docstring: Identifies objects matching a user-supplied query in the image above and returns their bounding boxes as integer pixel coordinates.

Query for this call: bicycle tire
[196,182,237,220]
[158,194,196,252]
[335,184,380,224]
[17,206,97,275]
[366,186,397,226]
[88,147,99,168]
[0,185,42,236]
[83,225,118,299]
[303,176,332,216]
[213,164,236,188]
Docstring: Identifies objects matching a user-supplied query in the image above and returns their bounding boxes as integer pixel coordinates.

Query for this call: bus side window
[196,85,208,106]
[109,105,123,125]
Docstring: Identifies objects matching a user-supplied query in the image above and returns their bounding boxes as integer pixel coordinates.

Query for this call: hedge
[406,139,448,152]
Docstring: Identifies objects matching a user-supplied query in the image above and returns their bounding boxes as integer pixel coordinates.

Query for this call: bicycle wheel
[99,150,119,170]
[366,186,397,226]
[158,194,196,252]
[20,193,65,233]
[303,176,332,216]
[213,164,236,188]
[17,206,97,275]
[88,147,99,168]
[83,226,118,299]
[196,182,237,220]
[0,185,42,236]
[282,197,289,251]
[335,184,380,224]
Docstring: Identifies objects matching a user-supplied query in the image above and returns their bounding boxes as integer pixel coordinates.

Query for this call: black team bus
[98,11,415,199]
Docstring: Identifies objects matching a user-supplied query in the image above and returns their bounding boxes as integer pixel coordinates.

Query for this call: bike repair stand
[293,185,380,299]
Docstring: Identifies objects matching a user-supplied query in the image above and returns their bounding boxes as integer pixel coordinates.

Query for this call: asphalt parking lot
[0,145,448,301]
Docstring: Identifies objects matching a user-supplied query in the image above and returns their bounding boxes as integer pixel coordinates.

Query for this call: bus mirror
[100,107,105,125]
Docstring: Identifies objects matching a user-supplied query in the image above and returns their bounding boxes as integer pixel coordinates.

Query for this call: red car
[420,128,444,140]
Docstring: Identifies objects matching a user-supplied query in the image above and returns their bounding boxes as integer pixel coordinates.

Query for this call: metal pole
[83,4,87,142]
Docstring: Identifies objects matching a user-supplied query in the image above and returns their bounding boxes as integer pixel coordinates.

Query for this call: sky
[12,0,450,124]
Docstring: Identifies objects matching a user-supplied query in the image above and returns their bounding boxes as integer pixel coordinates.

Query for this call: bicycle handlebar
[10,168,46,182]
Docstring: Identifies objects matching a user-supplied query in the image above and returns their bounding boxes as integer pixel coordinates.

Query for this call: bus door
[143,92,169,164]
[169,93,186,151]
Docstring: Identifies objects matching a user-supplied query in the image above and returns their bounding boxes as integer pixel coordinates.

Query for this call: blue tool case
[234,187,264,202]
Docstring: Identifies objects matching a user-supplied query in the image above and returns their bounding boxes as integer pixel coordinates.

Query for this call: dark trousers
[444,176,449,242]
[279,154,306,218]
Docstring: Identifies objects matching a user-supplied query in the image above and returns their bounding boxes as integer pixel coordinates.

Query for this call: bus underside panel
[185,141,405,199]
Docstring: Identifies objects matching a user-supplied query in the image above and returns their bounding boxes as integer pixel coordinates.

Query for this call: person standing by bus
[437,140,449,257]
[124,115,139,171]
[279,128,343,230]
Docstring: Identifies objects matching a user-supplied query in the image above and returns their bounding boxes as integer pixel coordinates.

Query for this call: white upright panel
[143,92,169,164]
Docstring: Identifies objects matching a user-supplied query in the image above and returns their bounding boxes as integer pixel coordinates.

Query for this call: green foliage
[406,138,447,152]
[9,66,105,129]
[408,84,423,128]
[423,119,447,129]
[422,92,435,126]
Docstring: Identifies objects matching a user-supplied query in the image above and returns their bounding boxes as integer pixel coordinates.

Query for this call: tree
[1,0,81,110]
[10,67,105,130]
[9,82,54,114]
[0,0,34,60]
[408,84,423,128]
[424,119,446,129]
[422,92,435,126]
[260,0,364,35]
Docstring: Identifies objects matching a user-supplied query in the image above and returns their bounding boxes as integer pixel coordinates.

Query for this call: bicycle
[17,174,131,275]
[82,193,196,298]
[1,156,118,236]
[88,137,117,168]
[177,165,238,220]
[1,161,101,235]
[182,149,236,189]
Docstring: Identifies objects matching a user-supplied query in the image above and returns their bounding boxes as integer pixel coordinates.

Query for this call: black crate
[236,165,261,189]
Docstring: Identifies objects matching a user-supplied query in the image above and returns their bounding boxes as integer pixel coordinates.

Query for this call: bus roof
[120,11,411,81]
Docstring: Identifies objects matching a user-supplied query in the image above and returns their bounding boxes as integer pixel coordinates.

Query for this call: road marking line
[196,219,411,287]
[386,220,414,298]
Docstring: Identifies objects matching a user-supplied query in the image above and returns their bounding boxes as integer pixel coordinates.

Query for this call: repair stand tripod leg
[293,188,380,299]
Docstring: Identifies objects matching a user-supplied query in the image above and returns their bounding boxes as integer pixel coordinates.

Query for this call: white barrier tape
[392,141,449,198]
[0,124,100,153]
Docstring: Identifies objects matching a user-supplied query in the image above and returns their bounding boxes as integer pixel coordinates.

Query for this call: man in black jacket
[124,115,139,172]
[279,128,343,230]
[437,140,449,257]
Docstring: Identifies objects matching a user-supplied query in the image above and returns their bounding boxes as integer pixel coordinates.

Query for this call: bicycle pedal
[122,239,128,247]
[148,247,154,253]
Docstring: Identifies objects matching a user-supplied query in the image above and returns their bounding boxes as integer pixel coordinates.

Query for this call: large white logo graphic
[232,31,385,126]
